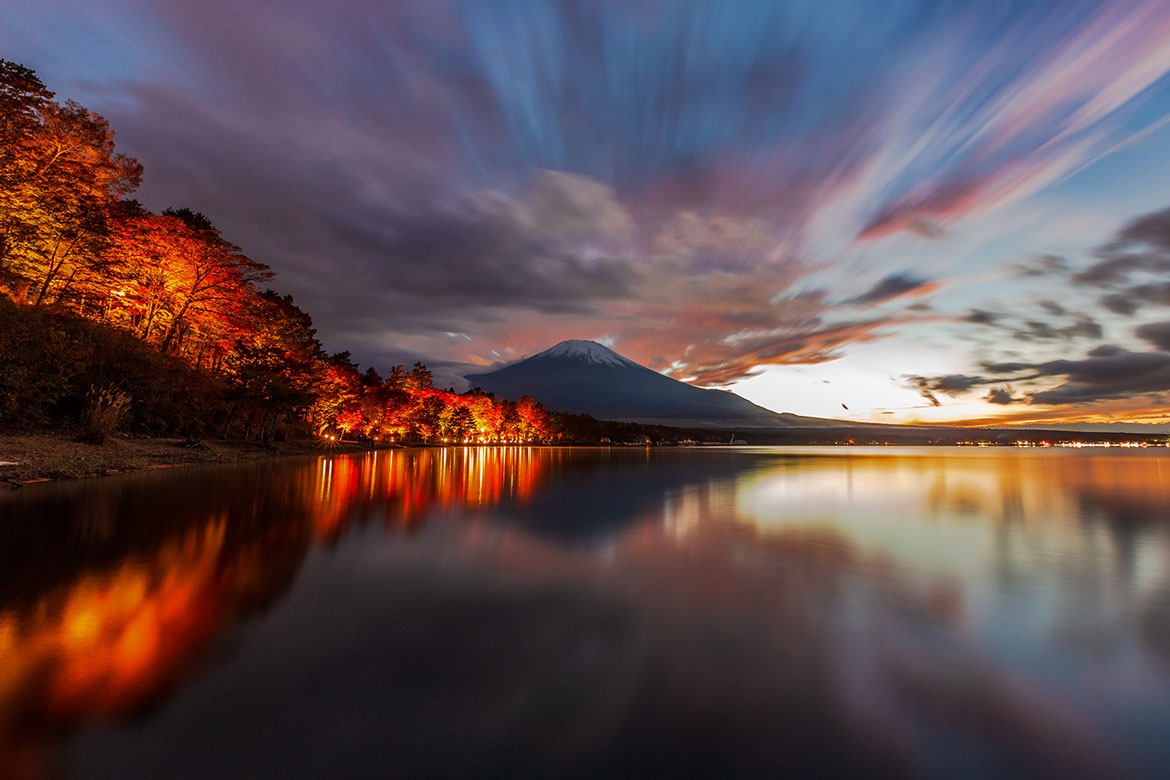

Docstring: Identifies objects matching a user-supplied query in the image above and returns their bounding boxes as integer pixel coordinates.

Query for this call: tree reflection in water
[0,447,1168,778]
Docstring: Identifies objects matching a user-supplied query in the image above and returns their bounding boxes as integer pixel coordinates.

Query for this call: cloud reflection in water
[1,447,1168,778]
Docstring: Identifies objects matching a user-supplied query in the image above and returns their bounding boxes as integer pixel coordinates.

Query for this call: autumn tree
[406,361,433,390]
[0,61,141,305]
[515,395,552,441]
[440,401,476,440]
[152,208,272,357]
[220,291,321,439]
[466,392,504,439]
[0,59,52,296]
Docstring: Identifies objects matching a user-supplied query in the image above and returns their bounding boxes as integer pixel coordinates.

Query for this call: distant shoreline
[5,429,1169,487]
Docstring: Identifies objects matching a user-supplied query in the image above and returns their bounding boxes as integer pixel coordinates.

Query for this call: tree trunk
[221,402,238,439]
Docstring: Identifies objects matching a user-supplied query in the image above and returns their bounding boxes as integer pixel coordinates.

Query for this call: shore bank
[0,435,384,485]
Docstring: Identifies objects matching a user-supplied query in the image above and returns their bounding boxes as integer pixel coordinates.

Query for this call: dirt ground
[0,434,383,485]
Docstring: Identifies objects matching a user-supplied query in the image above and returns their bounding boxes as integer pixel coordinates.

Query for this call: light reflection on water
[1,446,1169,778]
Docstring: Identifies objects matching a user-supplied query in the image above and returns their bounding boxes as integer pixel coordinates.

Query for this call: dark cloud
[1136,321,1170,352]
[1114,205,1170,249]
[1100,293,1141,316]
[359,172,638,312]
[906,376,942,407]
[933,375,986,394]
[1095,282,1170,317]
[1013,315,1102,342]
[958,303,1099,346]
[986,347,1170,405]
[1128,282,1170,306]
[1016,254,1070,277]
[981,359,1031,373]
[964,308,1001,325]
[905,374,991,406]
[847,273,933,305]
[1074,206,1170,287]
[1073,255,1170,287]
[985,387,1016,405]
[915,341,1170,407]
[1025,353,1170,404]
[1087,344,1126,358]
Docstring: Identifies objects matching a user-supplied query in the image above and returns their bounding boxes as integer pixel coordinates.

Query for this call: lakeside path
[0,435,385,485]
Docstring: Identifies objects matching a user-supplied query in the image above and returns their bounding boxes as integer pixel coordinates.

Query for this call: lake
[2,446,1169,778]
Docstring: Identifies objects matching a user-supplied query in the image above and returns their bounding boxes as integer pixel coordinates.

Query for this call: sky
[6,0,1170,426]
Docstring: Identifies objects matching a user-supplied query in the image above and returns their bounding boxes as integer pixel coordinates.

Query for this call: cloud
[905,373,990,406]
[964,308,1001,325]
[1074,256,1170,287]
[1016,254,1070,277]
[957,305,1099,343]
[983,346,1170,405]
[1136,321,1170,351]
[1012,316,1103,342]
[986,387,1016,405]
[1075,206,1170,286]
[1100,293,1141,316]
[668,317,904,385]
[361,171,639,312]
[847,273,934,305]
[1093,282,1170,317]
[909,336,1170,408]
[859,3,1170,240]
[650,212,789,274]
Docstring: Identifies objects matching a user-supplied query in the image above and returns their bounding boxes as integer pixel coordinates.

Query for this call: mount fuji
[465,340,851,429]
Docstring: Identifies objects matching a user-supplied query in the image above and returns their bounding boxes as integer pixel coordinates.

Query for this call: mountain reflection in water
[1,446,1169,779]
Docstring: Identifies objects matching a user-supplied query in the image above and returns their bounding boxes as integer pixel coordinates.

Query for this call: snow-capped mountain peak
[529,339,638,368]
[466,338,815,428]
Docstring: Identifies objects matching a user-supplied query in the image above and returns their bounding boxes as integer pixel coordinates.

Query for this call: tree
[407,361,433,390]
[153,208,272,356]
[0,59,53,295]
[440,402,476,440]
[0,62,141,305]
[516,395,552,441]
[219,291,321,439]
[411,390,447,441]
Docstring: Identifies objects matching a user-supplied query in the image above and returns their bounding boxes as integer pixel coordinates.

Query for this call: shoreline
[0,434,387,486]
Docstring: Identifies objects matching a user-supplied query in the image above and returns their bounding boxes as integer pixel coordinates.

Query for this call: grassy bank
[0,435,381,485]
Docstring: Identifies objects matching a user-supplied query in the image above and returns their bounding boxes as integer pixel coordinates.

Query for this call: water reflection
[1,447,1169,778]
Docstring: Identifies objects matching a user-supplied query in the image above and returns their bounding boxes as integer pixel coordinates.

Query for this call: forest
[0,58,569,444]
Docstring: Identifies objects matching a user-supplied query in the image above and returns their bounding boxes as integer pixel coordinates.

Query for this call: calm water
[2,446,1170,778]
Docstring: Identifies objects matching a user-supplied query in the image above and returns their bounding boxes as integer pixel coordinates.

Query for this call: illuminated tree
[219,291,321,439]
[310,357,362,436]
[440,402,476,440]
[515,395,552,441]
[153,208,272,356]
[0,61,141,305]
[466,392,504,439]
[406,361,433,390]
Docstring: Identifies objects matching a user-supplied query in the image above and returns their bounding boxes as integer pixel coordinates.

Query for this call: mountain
[465,339,854,429]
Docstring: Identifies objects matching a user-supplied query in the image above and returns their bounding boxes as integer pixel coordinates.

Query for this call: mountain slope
[465,340,853,428]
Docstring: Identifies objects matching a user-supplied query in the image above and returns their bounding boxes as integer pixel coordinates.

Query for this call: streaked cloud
[7,0,1170,420]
